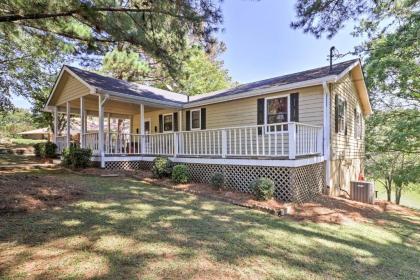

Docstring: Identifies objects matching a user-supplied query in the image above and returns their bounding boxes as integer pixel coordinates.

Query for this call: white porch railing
[84,132,100,155]
[144,133,174,155]
[68,122,322,159]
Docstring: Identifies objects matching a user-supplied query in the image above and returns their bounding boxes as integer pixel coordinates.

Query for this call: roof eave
[183,75,337,108]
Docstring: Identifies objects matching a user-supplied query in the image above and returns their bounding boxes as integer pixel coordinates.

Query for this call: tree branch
[0,7,200,23]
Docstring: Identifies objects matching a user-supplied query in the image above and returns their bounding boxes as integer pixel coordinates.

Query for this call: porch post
[53,106,58,143]
[98,95,105,168]
[178,110,182,131]
[140,104,145,154]
[66,101,71,148]
[80,97,85,147]
[107,113,111,132]
[288,123,296,159]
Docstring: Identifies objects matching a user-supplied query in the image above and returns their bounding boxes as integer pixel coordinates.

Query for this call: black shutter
[335,95,339,133]
[173,112,178,131]
[186,110,191,131]
[158,114,163,133]
[344,100,348,135]
[257,98,264,135]
[290,92,299,122]
[200,108,206,130]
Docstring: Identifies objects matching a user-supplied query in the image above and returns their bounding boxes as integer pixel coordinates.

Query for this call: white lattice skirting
[105,160,324,202]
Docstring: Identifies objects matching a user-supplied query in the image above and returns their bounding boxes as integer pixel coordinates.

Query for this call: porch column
[107,113,111,132]
[140,104,145,154]
[80,97,85,147]
[66,101,71,148]
[98,95,105,168]
[178,110,182,131]
[53,106,58,143]
[107,113,111,154]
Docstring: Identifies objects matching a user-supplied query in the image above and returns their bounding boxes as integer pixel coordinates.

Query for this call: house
[18,128,51,140]
[44,59,372,202]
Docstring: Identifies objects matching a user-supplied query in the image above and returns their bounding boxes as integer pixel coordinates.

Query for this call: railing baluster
[274,125,277,156]
[262,127,265,156]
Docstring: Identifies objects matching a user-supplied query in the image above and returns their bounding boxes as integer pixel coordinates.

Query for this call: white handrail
[72,122,322,158]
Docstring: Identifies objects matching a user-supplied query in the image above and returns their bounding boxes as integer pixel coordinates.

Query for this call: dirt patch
[0,173,84,214]
[289,195,420,225]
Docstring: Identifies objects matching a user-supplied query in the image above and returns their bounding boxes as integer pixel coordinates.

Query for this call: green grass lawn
[1,170,419,279]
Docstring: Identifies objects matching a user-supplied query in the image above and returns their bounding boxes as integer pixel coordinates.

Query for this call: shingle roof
[65,59,359,105]
[189,59,359,102]
[65,66,188,104]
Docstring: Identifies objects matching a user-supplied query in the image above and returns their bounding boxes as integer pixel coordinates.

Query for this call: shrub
[62,145,92,169]
[33,141,57,158]
[250,178,275,201]
[172,165,190,184]
[210,172,225,190]
[152,157,172,178]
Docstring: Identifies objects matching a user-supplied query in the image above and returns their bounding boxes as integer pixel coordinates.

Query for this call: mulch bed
[0,173,84,214]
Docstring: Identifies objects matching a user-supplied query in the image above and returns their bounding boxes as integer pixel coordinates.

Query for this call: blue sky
[13,0,362,109]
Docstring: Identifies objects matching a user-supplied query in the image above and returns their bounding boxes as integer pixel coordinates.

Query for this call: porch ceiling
[57,94,164,116]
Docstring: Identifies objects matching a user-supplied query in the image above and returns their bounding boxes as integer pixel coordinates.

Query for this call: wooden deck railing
[57,122,323,159]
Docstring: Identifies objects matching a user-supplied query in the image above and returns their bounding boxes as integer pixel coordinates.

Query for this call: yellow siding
[329,73,366,194]
[51,72,90,106]
[330,73,365,160]
[132,85,324,133]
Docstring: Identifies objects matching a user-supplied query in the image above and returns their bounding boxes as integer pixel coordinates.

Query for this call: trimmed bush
[250,177,275,201]
[210,172,225,190]
[172,165,190,184]
[62,145,92,169]
[33,141,57,158]
[152,157,172,178]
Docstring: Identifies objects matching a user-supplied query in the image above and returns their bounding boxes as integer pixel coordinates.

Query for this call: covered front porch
[52,93,323,167]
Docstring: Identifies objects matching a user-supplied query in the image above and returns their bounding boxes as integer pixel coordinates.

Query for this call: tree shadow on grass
[0,173,419,279]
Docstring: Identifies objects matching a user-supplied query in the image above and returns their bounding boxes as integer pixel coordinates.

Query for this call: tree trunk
[385,177,392,202]
[386,188,392,202]
[395,187,402,205]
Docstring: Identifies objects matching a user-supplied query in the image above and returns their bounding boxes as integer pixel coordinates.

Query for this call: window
[337,97,346,133]
[191,109,201,130]
[265,95,289,132]
[354,109,362,139]
[163,113,173,132]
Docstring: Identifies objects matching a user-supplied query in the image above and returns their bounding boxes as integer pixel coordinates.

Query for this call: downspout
[322,81,331,192]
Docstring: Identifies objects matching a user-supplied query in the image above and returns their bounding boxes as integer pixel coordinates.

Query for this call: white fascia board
[334,60,360,82]
[183,76,336,108]
[96,89,184,109]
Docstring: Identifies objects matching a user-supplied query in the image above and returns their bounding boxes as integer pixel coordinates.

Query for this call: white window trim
[163,113,174,132]
[337,96,347,135]
[190,108,201,130]
[264,94,290,134]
